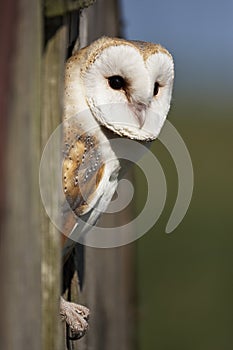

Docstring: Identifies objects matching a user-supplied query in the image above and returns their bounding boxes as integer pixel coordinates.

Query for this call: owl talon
[60,297,90,340]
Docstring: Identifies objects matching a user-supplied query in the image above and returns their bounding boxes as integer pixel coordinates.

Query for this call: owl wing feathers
[61,120,120,263]
[62,122,105,257]
[63,131,105,217]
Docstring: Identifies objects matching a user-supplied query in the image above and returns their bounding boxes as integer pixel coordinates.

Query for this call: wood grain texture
[0,0,42,349]
[45,0,96,17]
[41,25,68,350]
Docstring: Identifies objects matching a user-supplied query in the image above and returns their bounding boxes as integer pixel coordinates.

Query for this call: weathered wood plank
[45,0,96,17]
[0,0,42,349]
[41,25,68,350]
[86,0,122,42]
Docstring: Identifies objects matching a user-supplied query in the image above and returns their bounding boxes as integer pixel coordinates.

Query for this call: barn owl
[60,36,174,339]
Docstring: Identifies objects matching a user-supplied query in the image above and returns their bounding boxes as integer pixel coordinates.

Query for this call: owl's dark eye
[108,75,126,90]
[153,82,160,96]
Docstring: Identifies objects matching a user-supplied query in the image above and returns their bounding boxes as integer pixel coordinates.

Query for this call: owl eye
[108,75,126,90]
[153,82,160,96]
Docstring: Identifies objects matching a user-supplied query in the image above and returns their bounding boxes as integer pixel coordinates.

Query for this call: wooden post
[0,1,42,349]
[41,24,68,350]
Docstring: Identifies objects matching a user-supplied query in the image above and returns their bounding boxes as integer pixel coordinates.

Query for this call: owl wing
[63,133,105,218]
[62,120,120,261]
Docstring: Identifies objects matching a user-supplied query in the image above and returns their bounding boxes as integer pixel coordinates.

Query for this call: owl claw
[60,297,90,340]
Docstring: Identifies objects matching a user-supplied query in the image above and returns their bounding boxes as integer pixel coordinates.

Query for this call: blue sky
[121,0,233,101]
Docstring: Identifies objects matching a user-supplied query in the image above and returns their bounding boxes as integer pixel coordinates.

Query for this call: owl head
[65,36,174,141]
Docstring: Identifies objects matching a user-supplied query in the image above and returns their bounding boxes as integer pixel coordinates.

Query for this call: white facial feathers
[65,37,174,141]
[84,45,152,105]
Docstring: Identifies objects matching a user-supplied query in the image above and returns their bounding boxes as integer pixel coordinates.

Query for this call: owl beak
[136,109,146,129]
[131,101,150,129]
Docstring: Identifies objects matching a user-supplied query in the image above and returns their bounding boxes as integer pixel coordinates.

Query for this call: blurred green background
[135,108,233,350]
[121,0,233,349]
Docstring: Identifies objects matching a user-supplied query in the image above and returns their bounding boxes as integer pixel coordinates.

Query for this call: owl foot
[60,297,90,340]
